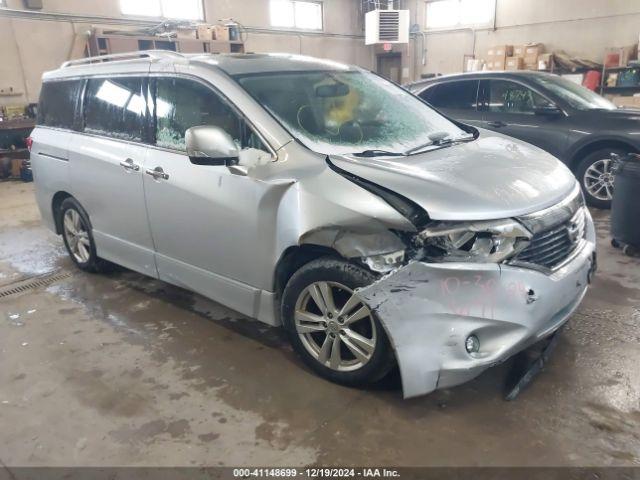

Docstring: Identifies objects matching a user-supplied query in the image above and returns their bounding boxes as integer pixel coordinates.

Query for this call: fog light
[465,335,480,354]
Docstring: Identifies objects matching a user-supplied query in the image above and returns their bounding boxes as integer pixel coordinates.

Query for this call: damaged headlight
[416,219,532,263]
[362,250,406,273]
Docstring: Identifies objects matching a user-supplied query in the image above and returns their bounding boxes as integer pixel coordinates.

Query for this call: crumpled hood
[330,132,578,221]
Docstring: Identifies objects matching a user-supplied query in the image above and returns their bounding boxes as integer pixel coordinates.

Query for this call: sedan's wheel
[282,257,395,387]
[577,148,627,209]
[59,197,111,273]
[583,158,614,202]
[295,281,377,372]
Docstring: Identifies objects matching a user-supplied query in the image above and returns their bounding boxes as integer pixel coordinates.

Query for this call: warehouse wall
[0,0,371,105]
[414,0,640,76]
[3,0,639,105]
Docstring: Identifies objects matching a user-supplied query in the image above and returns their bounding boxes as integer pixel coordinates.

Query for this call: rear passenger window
[83,77,146,141]
[154,77,266,152]
[38,80,82,129]
[421,81,479,110]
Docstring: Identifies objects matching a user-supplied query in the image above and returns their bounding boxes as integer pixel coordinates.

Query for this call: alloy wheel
[63,209,91,263]
[583,158,615,201]
[294,281,377,372]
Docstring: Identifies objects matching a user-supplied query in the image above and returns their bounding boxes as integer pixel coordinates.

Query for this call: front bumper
[357,211,597,399]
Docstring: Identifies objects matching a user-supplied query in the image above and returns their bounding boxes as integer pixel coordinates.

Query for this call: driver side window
[488,80,554,114]
[154,77,267,152]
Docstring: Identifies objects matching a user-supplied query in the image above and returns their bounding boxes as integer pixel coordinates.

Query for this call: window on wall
[270,0,323,30]
[119,0,203,20]
[425,0,495,30]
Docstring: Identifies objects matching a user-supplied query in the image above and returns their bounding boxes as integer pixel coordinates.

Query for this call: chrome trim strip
[517,183,583,234]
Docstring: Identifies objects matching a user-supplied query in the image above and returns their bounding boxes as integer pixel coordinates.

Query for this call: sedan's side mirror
[534,105,562,116]
[185,125,239,166]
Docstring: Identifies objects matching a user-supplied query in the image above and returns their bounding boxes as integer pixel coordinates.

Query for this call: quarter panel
[30,127,72,232]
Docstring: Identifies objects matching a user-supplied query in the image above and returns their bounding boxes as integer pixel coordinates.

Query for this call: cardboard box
[10,158,22,178]
[512,45,526,57]
[523,42,544,68]
[505,56,524,70]
[196,25,213,40]
[486,45,512,70]
[487,45,513,59]
[524,43,544,57]
[486,58,506,71]
[212,25,230,41]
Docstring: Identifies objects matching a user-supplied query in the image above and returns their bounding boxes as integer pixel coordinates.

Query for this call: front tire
[576,148,626,209]
[281,257,395,387]
[59,197,110,273]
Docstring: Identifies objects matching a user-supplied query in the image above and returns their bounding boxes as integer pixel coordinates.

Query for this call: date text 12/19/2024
[233,468,401,478]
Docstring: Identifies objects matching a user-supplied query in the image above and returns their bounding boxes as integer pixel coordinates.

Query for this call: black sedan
[407,71,639,208]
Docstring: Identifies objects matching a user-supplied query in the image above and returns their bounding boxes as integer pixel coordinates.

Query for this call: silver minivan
[31,51,597,398]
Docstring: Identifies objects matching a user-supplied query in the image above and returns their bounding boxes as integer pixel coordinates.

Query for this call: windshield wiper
[404,132,475,156]
[352,149,405,157]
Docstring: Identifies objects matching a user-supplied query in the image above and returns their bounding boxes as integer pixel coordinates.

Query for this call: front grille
[514,208,586,270]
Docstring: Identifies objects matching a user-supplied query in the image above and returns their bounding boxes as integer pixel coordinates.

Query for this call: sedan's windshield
[235,70,468,156]
[532,75,616,111]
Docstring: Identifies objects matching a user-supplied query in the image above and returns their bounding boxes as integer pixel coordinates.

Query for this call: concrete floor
[0,180,639,467]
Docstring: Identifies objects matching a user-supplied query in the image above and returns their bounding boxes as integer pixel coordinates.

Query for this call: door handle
[119,158,140,171]
[145,166,169,181]
[487,121,507,128]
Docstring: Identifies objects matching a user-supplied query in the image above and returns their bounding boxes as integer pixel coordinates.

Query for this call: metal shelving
[600,64,640,96]
[88,29,245,57]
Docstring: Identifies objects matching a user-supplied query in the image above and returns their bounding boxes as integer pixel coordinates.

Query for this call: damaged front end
[323,169,596,398]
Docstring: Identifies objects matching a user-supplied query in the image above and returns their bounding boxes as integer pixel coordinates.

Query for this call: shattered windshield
[235,70,467,156]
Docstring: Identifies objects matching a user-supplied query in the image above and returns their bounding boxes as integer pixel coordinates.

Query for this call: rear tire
[576,148,626,209]
[59,197,111,273]
[281,257,395,387]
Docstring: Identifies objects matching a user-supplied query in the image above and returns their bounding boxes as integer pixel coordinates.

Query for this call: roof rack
[61,50,185,69]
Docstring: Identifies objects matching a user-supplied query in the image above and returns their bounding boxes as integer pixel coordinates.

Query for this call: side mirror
[185,125,239,166]
[534,105,562,116]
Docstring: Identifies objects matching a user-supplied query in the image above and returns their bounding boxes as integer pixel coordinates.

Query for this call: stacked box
[486,45,513,70]
[523,43,544,69]
[512,45,526,58]
[505,57,524,70]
